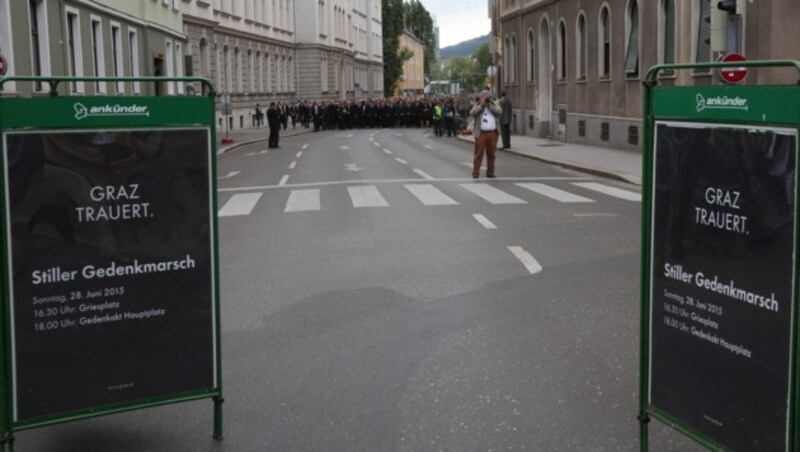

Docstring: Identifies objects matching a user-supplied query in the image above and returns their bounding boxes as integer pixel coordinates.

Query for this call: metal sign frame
[0,76,223,451]
[640,60,800,451]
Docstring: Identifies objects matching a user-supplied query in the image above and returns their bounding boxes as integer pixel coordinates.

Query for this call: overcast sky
[418,0,491,48]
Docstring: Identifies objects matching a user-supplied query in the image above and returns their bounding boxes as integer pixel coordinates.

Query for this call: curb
[216,129,314,156]
[456,135,641,186]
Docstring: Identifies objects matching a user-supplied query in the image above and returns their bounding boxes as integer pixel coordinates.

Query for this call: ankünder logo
[695,94,749,113]
[74,102,150,120]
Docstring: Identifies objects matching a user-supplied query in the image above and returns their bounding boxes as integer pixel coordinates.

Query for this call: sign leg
[213,396,224,440]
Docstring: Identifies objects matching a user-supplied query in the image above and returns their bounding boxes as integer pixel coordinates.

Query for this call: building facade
[395,30,425,97]
[492,0,800,150]
[0,0,185,97]
[182,0,297,131]
[295,0,384,102]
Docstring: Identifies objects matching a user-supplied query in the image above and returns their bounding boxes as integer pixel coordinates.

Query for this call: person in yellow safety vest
[432,101,444,137]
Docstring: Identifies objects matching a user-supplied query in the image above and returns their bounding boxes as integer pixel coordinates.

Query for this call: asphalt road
[18,128,701,451]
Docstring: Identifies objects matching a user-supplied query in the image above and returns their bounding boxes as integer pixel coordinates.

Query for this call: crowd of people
[256,97,473,137]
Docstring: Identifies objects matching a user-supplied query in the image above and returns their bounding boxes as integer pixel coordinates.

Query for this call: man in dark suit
[499,91,512,149]
[267,102,281,148]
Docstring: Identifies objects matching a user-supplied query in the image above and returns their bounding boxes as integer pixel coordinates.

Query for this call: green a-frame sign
[640,61,800,450]
[0,76,223,451]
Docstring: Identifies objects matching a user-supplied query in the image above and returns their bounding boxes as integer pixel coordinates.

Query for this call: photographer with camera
[469,91,502,178]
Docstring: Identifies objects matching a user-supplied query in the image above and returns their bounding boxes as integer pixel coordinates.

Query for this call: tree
[446,57,482,93]
[403,0,437,77]
[473,43,492,75]
[382,0,406,97]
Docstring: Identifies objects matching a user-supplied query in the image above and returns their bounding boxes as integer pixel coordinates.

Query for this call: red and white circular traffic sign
[719,53,748,85]
[0,54,7,76]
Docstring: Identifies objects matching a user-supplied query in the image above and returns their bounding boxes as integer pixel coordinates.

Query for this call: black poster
[3,129,215,422]
[650,122,796,450]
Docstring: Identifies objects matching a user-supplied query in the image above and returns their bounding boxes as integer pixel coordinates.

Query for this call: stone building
[492,0,800,150]
[182,0,297,131]
[0,0,185,97]
[295,0,384,101]
[395,30,425,97]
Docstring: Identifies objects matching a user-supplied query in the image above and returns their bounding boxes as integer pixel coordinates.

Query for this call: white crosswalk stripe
[460,184,526,204]
[516,183,595,203]
[285,189,321,212]
[404,184,459,206]
[572,182,641,202]
[219,193,262,217]
[348,185,389,208]
[223,181,639,216]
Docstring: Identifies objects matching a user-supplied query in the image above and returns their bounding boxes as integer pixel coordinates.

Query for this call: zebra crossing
[218,181,640,217]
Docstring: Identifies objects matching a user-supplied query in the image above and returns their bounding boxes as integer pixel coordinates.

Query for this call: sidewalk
[458,132,642,186]
[216,125,314,155]
[216,125,643,186]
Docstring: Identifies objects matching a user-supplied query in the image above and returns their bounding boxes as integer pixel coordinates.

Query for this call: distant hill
[440,34,490,60]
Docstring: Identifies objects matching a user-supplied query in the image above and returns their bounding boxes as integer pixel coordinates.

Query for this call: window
[199,38,209,76]
[175,42,184,94]
[129,28,140,93]
[503,35,510,84]
[576,14,586,80]
[29,0,51,91]
[661,0,676,64]
[111,23,124,93]
[624,0,640,77]
[695,0,710,63]
[510,34,517,83]
[90,16,106,93]
[598,6,611,78]
[527,29,534,83]
[234,47,241,92]
[165,39,174,95]
[66,9,84,93]
[557,20,566,80]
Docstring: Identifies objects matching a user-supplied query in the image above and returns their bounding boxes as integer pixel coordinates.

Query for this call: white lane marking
[383,149,393,155]
[424,132,433,138]
[279,175,289,186]
[574,213,619,218]
[462,162,486,170]
[516,183,595,203]
[285,189,321,212]
[218,193,262,217]
[218,176,590,193]
[344,163,363,172]
[369,137,374,141]
[404,184,458,206]
[413,169,434,180]
[302,144,309,150]
[296,151,303,158]
[572,182,642,202]
[289,161,297,169]
[395,158,408,165]
[345,134,354,138]
[508,246,543,274]
[422,144,435,150]
[473,214,497,230]
[396,133,403,137]
[245,150,269,156]
[374,142,382,147]
[340,145,350,150]
[460,184,527,204]
[218,171,241,180]
[348,185,389,208]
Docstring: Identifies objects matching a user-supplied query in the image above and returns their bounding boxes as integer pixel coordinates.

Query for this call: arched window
[598,5,611,78]
[504,35,510,84]
[557,20,566,80]
[660,0,675,64]
[511,34,517,83]
[624,0,640,76]
[576,13,586,80]
[527,29,534,83]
